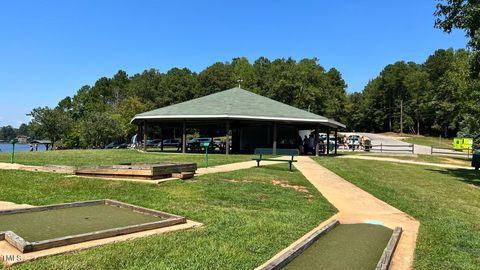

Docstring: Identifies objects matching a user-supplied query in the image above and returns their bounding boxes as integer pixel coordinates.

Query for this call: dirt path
[0,162,75,173]
[0,201,33,210]
[339,155,473,170]
[294,156,419,270]
[196,159,283,175]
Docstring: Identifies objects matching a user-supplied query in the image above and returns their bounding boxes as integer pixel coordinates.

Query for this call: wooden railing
[369,143,415,154]
[430,147,475,158]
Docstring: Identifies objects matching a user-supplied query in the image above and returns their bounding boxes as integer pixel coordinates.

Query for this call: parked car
[161,139,181,147]
[105,142,123,149]
[213,138,222,147]
[319,134,336,143]
[146,139,162,147]
[115,143,130,149]
[187,138,212,152]
[347,135,360,149]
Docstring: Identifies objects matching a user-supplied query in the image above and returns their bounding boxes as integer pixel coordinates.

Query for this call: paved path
[339,155,473,170]
[353,133,463,156]
[294,156,419,270]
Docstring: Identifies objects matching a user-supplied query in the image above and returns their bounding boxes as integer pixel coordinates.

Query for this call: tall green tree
[77,112,122,148]
[198,62,234,96]
[435,0,480,75]
[27,107,72,147]
[0,126,17,142]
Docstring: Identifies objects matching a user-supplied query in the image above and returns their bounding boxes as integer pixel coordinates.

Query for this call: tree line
[348,48,480,144]
[0,124,31,142]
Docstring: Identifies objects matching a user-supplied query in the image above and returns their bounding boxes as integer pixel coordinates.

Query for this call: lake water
[0,143,46,153]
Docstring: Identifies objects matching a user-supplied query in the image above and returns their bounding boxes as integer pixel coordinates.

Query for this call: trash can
[328,141,335,152]
[472,150,480,170]
[364,139,372,152]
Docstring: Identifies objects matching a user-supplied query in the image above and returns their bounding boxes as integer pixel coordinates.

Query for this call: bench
[252,148,299,171]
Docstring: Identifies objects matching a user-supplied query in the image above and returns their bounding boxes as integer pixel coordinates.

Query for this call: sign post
[10,138,18,164]
[203,142,210,168]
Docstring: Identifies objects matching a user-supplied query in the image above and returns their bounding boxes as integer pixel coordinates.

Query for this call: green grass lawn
[0,149,252,167]
[402,136,453,148]
[365,153,472,167]
[0,165,336,269]
[314,158,480,270]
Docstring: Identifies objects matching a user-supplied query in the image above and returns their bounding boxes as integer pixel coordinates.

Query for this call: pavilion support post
[143,121,147,152]
[334,129,338,155]
[326,127,331,155]
[225,121,230,155]
[273,122,277,155]
[160,126,164,152]
[315,125,320,156]
[137,124,142,149]
[211,134,214,153]
[182,121,186,154]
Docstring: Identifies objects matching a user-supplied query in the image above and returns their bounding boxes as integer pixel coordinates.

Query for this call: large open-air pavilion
[131,87,345,155]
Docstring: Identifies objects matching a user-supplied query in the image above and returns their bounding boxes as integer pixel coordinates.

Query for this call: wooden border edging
[376,227,403,270]
[257,219,339,270]
[75,162,197,180]
[0,199,186,253]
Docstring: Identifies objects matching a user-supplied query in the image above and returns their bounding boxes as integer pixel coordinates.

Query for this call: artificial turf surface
[0,204,161,242]
[284,224,392,270]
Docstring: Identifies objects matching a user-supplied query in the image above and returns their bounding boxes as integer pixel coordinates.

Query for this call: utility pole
[400,99,403,134]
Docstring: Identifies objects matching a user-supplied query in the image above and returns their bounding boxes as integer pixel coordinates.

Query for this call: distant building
[16,135,29,144]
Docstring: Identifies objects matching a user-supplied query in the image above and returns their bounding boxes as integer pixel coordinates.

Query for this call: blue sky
[0,0,467,127]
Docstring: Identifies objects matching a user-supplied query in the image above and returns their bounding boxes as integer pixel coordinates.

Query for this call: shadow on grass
[255,165,298,173]
[427,168,480,187]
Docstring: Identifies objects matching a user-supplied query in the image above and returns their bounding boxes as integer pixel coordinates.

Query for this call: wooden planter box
[75,162,197,179]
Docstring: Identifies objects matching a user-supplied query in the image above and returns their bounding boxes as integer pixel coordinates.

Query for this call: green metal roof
[132,87,345,128]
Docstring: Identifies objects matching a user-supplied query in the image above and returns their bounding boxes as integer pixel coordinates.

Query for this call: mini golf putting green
[283,224,393,270]
[0,200,186,252]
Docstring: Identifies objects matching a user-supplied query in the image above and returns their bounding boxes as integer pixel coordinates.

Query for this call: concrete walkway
[294,156,419,270]
[339,154,473,170]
